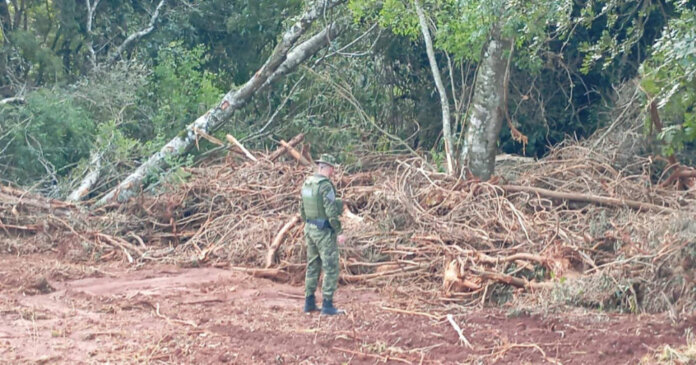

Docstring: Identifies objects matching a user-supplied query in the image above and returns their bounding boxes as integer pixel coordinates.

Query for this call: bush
[0,90,94,190]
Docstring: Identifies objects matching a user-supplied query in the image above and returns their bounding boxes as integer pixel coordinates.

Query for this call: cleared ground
[0,254,693,364]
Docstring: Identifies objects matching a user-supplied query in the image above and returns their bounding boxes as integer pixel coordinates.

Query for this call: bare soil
[0,254,693,364]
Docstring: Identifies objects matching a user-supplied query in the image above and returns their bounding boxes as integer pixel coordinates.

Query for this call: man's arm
[319,182,342,234]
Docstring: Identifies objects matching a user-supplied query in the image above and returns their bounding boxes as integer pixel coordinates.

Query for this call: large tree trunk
[460,33,508,180]
[97,3,343,205]
[414,0,455,175]
[67,150,103,202]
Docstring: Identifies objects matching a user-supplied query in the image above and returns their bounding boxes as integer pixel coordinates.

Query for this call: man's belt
[306,219,330,229]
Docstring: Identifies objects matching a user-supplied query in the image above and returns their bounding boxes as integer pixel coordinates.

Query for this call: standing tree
[349,0,573,179]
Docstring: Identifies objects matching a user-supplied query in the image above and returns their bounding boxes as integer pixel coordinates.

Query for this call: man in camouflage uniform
[299,154,346,315]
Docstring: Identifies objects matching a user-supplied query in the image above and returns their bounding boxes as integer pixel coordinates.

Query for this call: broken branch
[265,215,300,268]
[226,134,258,162]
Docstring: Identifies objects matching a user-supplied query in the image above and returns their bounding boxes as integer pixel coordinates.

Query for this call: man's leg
[304,227,321,312]
[317,231,342,315]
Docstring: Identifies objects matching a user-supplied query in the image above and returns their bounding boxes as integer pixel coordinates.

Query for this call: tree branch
[107,0,167,64]
[502,184,677,213]
[0,97,25,105]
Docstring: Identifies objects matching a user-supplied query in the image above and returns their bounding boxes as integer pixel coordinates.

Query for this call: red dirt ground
[0,254,693,364]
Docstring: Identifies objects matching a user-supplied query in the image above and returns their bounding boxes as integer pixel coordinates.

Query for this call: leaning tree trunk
[460,33,509,180]
[67,150,103,201]
[97,1,344,205]
[414,0,455,175]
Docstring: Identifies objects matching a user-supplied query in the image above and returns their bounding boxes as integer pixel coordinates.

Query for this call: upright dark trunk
[460,33,509,180]
[0,2,10,33]
[0,2,9,86]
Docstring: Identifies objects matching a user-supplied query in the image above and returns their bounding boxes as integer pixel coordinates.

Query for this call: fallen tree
[97,0,344,205]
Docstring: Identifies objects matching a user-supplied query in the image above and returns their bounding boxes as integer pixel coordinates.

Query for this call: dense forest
[2,2,696,362]
[0,0,694,199]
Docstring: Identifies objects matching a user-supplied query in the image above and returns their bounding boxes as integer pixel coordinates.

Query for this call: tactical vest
[301,175,332,220]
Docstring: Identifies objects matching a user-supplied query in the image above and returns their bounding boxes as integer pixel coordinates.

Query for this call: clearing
[1,253,692,364]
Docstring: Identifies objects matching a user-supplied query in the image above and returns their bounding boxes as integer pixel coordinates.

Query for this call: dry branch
[226,134,257,162]
[446,314,473,349]
[265,215,300,268]
[279,140,312,166]
[269,134,305,161]
[502,184,676,213]
[341,265,422,283]
[230,267,291,281]
[0,96,25,105]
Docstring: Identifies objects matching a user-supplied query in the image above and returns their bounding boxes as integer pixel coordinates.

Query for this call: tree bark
[414,0,454,175]
[97,3,343,205]
[460,32,509,180]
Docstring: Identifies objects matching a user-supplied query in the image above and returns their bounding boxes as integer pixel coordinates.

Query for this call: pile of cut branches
[2,132,694,313]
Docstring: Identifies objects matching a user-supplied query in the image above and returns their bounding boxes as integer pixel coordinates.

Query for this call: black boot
[304,294,319,313]
[321,298,344,315]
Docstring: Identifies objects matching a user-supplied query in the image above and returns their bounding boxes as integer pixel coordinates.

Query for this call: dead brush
[1,137,695,313]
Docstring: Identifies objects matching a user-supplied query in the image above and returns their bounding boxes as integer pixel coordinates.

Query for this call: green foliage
[577,0,661,75]
[144,42,223,144]
[0,90,94,185]
[640,1,696,157]
[11,30,65,83]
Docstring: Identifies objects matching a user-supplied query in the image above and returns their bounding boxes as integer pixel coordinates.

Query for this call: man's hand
[337,234,346,245]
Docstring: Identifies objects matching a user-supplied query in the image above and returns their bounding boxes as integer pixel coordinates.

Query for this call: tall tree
[459,30,508,180]
[350,0,573,179]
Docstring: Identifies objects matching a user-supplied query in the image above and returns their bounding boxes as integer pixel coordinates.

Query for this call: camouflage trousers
[304,225,339,301]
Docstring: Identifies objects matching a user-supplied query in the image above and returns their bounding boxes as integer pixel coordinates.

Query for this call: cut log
[268,133,305,161]
[502,184,676,213]
[97,4,343,205]
[265,215,300,268]
[226,134,257,162]
[279,140,312,166]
